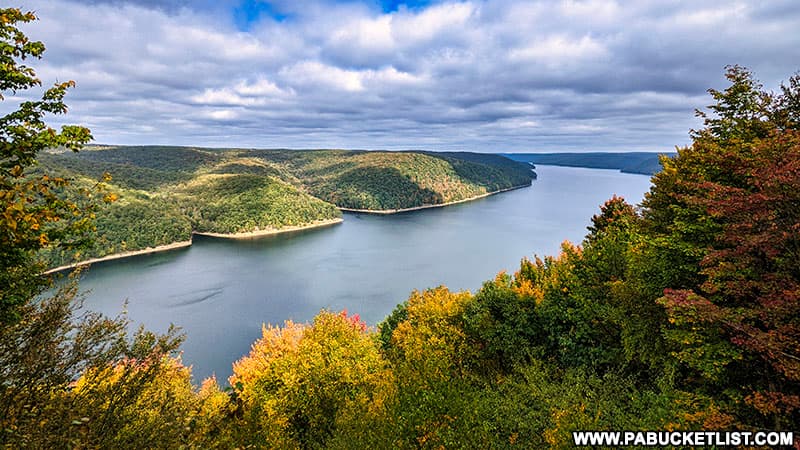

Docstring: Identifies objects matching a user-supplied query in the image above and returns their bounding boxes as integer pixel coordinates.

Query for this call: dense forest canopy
[38,146,534,267]
[1,8,799,449]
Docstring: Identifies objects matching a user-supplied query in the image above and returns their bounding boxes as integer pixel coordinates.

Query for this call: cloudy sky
[6,0,800,152]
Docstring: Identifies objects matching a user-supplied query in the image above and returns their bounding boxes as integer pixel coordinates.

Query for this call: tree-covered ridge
[282,150,526,210]
[37,152,341,267]
[5,10,799,448]
[245,148,535,209]
[506,151,673,175]
[64,146,535,207]
[175,173,339,234]
[18,65,799,449]
[38,146,534,266]
[77,145,221,173]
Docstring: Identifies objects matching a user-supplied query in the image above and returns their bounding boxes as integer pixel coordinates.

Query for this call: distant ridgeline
[503,152,675,175]
[38,146,534,267]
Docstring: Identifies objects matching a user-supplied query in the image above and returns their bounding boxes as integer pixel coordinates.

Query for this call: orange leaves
[745,390,800,416]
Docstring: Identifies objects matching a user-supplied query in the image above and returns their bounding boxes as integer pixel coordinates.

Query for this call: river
[74,165,653,382]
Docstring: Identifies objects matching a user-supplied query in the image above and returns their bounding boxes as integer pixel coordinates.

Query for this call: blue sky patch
[377,0,436,13]
[233,0,287,30]
[233,0,436,30]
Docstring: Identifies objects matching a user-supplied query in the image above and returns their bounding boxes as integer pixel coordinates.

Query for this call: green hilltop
[3,11,799,445]
[38,147,534,267]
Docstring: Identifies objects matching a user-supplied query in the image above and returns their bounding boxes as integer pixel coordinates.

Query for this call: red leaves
[745,390,800,416]
[670,130,800,382]
[339,309,367,332]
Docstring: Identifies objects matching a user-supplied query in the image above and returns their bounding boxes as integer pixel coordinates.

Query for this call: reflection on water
[168,286,225,308]
[75,165,653,382]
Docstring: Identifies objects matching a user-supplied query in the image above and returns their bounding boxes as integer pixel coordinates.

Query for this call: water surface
[76,165,652,381]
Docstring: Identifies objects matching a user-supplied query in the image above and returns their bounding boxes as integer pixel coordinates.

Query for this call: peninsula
[39,147,535,268]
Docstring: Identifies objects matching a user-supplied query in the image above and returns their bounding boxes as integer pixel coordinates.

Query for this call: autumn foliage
[2,7,799,449]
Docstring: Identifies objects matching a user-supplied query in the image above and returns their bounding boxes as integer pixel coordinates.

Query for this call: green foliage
[286,150,534,210]
[692,65,775,144]
[0,8,94,323]
[376,300,408,353]
[0,11,199,450]
[4,18,797,447]
[0,274,191,448]
[37,146,532,268]
[463,272,541,373]
[178,173,340,234]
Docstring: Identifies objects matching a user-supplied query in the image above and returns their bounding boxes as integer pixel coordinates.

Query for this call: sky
[6,0,800,152]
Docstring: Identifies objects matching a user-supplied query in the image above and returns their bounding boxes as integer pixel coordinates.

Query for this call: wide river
[75,165,652,382]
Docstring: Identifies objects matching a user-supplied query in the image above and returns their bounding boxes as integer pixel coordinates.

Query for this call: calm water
[74,165,652,382]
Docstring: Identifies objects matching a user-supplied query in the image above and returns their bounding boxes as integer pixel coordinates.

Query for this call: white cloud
[203,109,239,121]
[330,15,395,53]
[558,0,621,22]
[4,0,799,152]
[392,2,475,45]
[191,79,292,106]
[280,61,366,92]
[509,35,609,65]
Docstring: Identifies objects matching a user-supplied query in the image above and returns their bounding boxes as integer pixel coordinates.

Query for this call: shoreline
[529,163,655,177]
[338,184,530,215]
[42,184,525,271]
[43,219,344,273]
[191,218,344,240]
[43,240,193,274]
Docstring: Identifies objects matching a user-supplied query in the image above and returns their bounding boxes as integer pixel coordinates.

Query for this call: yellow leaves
[543,408,569,446]
[390,287,475,384]
[3,214,17,231]
[511,278,545,305]
[230,321,304,397]
[231,311,393,446]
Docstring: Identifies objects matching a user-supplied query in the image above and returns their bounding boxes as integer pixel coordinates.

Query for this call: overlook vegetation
[38,146,533,267]
[1,10,798,450]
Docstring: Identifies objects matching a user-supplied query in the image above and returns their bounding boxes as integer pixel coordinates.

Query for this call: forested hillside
[505,151,672,175]
[7,65,798,448]
[4,9,799,450]
[266,149,533,210]
[37,150,341,267]
[38,147,534,267]
[9,67,800,448]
